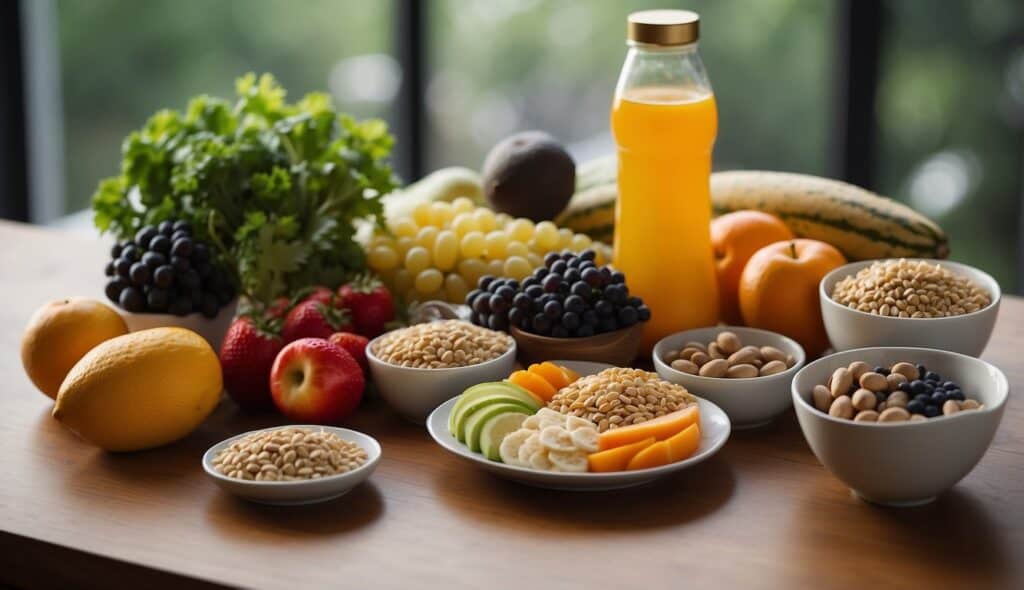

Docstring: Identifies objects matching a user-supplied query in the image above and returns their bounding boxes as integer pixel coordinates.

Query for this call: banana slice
[528,450,554,471]
[518,433,544,464]
[565,415,596,432]
[535,408,567,429]
[548,449,588,473]
[499,430,533,466]
[569,426,599,453]
[520,415,543,430]
[539,425,576,452]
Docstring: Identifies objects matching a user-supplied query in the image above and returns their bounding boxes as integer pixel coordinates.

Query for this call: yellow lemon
[21,297,129,399]
[53,327,223,452]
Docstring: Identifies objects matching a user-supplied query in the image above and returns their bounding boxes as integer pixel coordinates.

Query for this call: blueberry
[149,235,171,255]
[931,391,948,405]
[916,364,927,379]
[544,300,563,319]
[924,371,941,382]
[906,400,925,415]
[873,366,890,376]
[129,262,151,286]
[118,286,145,312]
[121,245,141,262]
[924,404,941,418]
[567,257,582,269]
[564,295,586,314]
[564,268,581,284]
[111,243,124,259]
[191,243,210,264]
[599,267,612,284]
[949,389,965,401]
[489,294,509,315]
[898,381,913,393]
[466,288,482,305]
[578,261,596,272]
[142,251,166,269]
[626,296,643,308]
[105,278,128,302]
[923,381,935,393]
[550,260,568,275]
[135,226,158,249]
[610,271,626,284]
[171,230,190,244]
[533,267,549,280]
[551,325,569,338]
[508,307,524,326]
[542,274,561,293]
[490,278,507,291]
[472,294,490,314]
[525,285,544,299]
[543,252,561,268]
[158,220,175,236]
[914,393,931,405]
[513,292,532,311]
[570,281,591,297]
[595,299,615,317]
[172,220,192,234]
[561,250,574,261]
[540,293,559,305]
[477,312,490,327]
[171,255,191,272]
[488,314,508,332]
[496,285,516,302]
[576,324,595,337]
[169,296,192,317]
[636,305,651,321]
[598,317,619,333]
[200,293,220,318]
[581,267,602,287]
[518,315,532,332]
[153,265,175,289]
[104,260,115,277]
[910,380,927,395]
[605,284,627,305]
[532,314,552,335]
[582,309,598,326]
[521,277,537,289]
[478,275,496,290]
[579,249,596,261]
[875,391,887,404]
[618,306,639,326]
[562,312,580,330]
[469,311,481,326]
[181,268,201,289]
[147,288,169,312]
[942,381,956,390]
[171,238,193,258]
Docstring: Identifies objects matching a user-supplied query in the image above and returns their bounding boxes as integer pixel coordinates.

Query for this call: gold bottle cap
[627,10,700,46]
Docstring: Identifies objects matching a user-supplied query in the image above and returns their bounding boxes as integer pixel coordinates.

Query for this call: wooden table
[1,220,1021,589]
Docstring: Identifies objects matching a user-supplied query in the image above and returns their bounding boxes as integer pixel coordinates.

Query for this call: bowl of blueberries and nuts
[464,249,651,365]
[791,346,1008,506]
[103,219,238,348]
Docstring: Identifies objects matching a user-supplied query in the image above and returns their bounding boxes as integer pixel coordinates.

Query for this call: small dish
[366,330,517,423]
[510,323,644,366]
[118,297,239,351]
[426,360,731,491]
[792,347,1007,506]
[202,426,381,506]
[653,326,806,429]
[819,259,1000,357]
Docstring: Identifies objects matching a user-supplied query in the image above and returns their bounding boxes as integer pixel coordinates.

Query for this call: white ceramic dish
[653,326,806,429]
[366,326,517,423]
[202,426,381,506]
[426,360,731,491]
[117,297,238,351]
[792,347,1007,507]
[820,259,1000,357]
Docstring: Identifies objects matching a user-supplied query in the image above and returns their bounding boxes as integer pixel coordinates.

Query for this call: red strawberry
[337,276,396,338]
[328,332,369,373]
[219,316,285,411]
[302,286,335,306]
[265,296,293,320]
[282,300,352,342]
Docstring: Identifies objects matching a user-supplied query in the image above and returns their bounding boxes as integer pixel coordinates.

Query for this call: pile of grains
[372,320,513,369]
[213,427,367,481]
[831,259,991,318]
[547,368,696,432]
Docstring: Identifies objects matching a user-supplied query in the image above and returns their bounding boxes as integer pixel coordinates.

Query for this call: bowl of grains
[366,319,517,423]
[792,347,1007,506]
[653,327,806,429]
[202,426,381,505]
[820,259,1000,357]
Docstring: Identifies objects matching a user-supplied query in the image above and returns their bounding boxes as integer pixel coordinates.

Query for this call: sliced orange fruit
[587,437,656,472]
[666,423,701,462]
[507,370,558,402]
[626,440,670,470]
[528,362,572,390]
[597,405,699,451]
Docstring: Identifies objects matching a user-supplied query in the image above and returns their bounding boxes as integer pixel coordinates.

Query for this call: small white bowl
[118,297,238,351]
[366,329,517,423]
[202,426,381,506]
[653,326,806,429]
[792,347,1007,506]
[820,259,1000,357]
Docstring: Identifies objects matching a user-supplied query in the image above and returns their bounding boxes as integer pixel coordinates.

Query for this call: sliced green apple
[481,412,529,461]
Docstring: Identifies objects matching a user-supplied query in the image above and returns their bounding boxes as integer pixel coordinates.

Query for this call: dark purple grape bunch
[465,249,650,338]
[104,219,235,317]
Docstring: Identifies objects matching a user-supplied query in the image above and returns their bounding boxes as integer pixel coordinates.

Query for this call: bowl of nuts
[820,258,1000,357]
[202,425,381,505]
[792,347,1007,506]
[366,319,518,423]
[653,327,805,429]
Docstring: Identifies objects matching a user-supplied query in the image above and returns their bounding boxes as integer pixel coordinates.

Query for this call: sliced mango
[597,405,699,451]
[507,370,558,402]
[560,365,581,383]
[626,440,669,470]
[587,436,656,472]
[529,362,572,390]
[666,423,701,462]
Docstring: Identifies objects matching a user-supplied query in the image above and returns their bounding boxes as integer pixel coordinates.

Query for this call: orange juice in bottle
[611,10,719,351]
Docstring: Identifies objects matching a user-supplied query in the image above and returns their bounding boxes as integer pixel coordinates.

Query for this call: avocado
[448,381,539,437]
[482,131,576,222]
[464,403,530,453]
[480,412,529,461]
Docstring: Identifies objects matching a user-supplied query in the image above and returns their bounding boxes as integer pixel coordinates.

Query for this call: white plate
[202,426,381,506]
[425,361,732,491]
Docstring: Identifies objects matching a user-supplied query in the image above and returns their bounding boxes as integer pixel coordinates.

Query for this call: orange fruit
[711,211,794,325]
[597,405,699,451]
[528,362,572,390]
[588,437,656,472]
[507,370,557,402]
[21,297,129,399]
[739,239,846,358]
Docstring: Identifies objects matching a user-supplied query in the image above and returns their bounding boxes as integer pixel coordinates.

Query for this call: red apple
[270,338,365,423]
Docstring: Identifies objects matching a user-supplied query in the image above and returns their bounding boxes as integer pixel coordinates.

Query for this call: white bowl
[792,347,1007,506]
[426,359,731,491]
[820,260,1000,357]
[202,426,381,506]
[653,326,806,429]
[118,297,238,351]
[366,328,517,423]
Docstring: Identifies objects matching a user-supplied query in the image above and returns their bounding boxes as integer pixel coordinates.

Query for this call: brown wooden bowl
[510,323,644,366]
